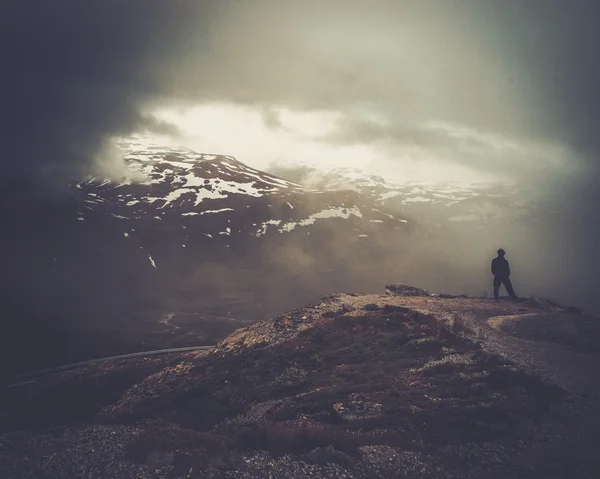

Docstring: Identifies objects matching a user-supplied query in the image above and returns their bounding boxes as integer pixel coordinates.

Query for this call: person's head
[497,248,506,257]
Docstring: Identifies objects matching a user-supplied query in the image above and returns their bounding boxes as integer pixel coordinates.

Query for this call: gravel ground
[0,425,174,479]
[1,288,599,478]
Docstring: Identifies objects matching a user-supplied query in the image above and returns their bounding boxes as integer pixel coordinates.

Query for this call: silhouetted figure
[491,248,518,301]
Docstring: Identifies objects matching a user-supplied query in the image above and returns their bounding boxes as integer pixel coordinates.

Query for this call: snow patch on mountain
[265,161,557,227]
[256,220,282,237]
[403,196,432,204]
[201,208,235,215]
[75,139,301,220]
[67,137,412,248]
[278,206,363,233]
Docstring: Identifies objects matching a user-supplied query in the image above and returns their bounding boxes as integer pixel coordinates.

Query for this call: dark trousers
[493,276,517,300]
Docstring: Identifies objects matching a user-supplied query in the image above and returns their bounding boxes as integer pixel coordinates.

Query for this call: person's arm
[507,260,511,276]
[491,259,496,275]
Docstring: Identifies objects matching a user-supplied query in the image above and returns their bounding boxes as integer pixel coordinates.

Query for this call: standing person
[491,248,518,301]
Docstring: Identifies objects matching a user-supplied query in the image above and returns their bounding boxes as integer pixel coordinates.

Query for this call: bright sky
[151,103,501,183]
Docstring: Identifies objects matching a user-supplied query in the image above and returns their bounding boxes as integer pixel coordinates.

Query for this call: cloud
[0,0,216,187]
[181,1,533,128]
[316,114,574,181]
[3,0,599,190]
[260,107,284,131]
[139,115,183,137]
[165,0,592,182]
[1,0,598,318]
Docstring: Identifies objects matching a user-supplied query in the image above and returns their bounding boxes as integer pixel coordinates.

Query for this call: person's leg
[503,278,518,300]
[493,276,501,300]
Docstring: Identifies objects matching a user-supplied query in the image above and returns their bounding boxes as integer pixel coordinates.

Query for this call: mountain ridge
[0,141,421,377]
[1,284,598,478]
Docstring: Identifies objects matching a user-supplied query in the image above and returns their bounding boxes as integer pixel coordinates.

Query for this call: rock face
[2,288,599,478]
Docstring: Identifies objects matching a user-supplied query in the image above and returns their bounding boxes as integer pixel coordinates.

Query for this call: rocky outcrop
[384,283,430,297]
[1,286,599,478]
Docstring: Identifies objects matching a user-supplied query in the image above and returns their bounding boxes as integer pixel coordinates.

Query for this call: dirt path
[338,292,600,476]
[337,293,600,397]
[481,315,600,397]
[369,294,600,396]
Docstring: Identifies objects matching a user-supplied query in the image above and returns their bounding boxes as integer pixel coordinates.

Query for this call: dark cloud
[320,115,573,181]
[139,115,183,137]
[0,0,216,187]
[4,0,600,186]
[322,118,434,147]
[0,0,598,315]
[3,0,600,227]
[260,107,284,130]
[185,0,533,132]
[164,0,597,181]
[477,0,600,291]
[470,1,600,167]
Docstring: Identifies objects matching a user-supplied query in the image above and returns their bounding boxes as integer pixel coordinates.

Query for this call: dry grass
[112,307,564,458]
[1,292,574,477]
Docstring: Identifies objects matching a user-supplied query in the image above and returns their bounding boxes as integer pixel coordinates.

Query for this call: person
[491,248,518,301]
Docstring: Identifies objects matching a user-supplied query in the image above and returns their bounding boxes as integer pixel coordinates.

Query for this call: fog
[5,1,594,180]
[3,0,600,321]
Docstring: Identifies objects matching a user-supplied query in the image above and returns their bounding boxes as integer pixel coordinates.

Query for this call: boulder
[385,283,430,297]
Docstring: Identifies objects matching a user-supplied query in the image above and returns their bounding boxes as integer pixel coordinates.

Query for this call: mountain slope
[0,141,417,376]
[266,161,577,308]
[266,162,558,228]
[76,141,409,246]
[1,287,598,478]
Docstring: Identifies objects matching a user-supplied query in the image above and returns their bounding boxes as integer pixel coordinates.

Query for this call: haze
[148,0,581,185]
[2,0,600,311]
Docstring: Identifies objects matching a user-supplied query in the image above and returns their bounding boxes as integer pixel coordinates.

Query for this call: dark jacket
[491,257,510,277]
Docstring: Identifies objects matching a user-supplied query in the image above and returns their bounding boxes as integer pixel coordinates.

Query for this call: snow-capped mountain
[266,163,558,229]
[6,136,567,376]
[74,139,409,247]
[1,139,419,375]
[263,161,577,304]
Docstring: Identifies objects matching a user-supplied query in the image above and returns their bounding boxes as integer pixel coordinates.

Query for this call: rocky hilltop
[1,285,599,478]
